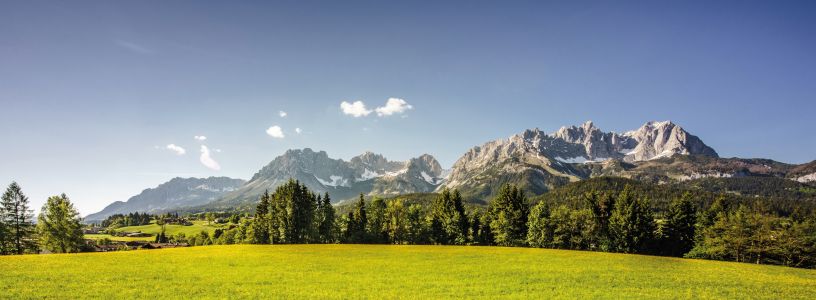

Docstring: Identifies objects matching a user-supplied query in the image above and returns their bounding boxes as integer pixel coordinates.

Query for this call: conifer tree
[1,182,36,254]
[488,184,529,247]
[252,191,270,244]
[318,192,335,243]
[347,194,368,243]
[609,185,655,253]
[662,192,697,256]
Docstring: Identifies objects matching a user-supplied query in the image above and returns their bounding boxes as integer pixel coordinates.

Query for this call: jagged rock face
[789,160,816,183]
[622,121,718,162]
[84,177,246,221]
[441,120,719,197]
[216,148,445,205]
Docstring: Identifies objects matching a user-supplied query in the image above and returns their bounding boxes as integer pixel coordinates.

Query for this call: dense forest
[2,178,815,269]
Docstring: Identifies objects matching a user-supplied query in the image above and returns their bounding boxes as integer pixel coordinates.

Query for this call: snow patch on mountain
[555,156,588,163]
[315,175,350,187]
[356,168,381,182]
[796,172,816,183]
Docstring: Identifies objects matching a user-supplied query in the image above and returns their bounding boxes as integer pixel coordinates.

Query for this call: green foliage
[37,194,84,253]
[100,212,151,228]
[1,182,37,255]
[429,188,469,245]
[609,185,655,253]
[345,194,369,243]
[488,184,529,247]
[661,192,697,256]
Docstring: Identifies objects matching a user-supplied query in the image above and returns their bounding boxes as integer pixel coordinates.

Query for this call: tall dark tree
[609,186,655,253]
[488,184,529,247]
[37,194,84,253]
[1,182,36,254]
[268,180,317,243]
[429,188,468,244]
[252,191,271,244]
[584,191,615,250]
[317,192,335,243]
[346,194,368,243]
[662,192,698,256]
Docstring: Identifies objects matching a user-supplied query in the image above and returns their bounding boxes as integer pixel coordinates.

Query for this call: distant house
[119,231,152,238]
[143,243,189,249]
[83,227,103,234]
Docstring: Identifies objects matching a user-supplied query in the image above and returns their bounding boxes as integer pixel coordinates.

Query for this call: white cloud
[165,144,186,155]
[295,127,302,134]
[199,145,221,171]
[114,40,155,54]
[194,135,207,141]
[375,98,413,116]
[340,100,372,117]
[278,111,287,118]
[266,125,285,138]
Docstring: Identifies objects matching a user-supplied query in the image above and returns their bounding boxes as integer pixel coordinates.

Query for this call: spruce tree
[488,184,529,247]
[609,186,655,253]
[252,191,270,244]
[1,182,36,254]
[318,192,335,243]
[662,192,698,256]
[348,194,368,243]
[37,194,84,253]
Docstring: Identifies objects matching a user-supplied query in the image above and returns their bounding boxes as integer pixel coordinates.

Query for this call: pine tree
[252,191,270,244]
[37,194,84,253]
[609,185,655,253]
[488,184,529,247]
[347,194,368,243]
[318,192,335,243]
[1,182,36,254]
[662,192,697,256]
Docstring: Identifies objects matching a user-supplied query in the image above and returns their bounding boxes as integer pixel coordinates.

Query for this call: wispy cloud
[165,144,186,155]
[340,101,372,117]
[199,145,221,170]
[266,125,285,138]
[114,40,155,55]
[295,127,302,134]
[375,98,413,116]
[194,135,207,141]
[279,111,288,118]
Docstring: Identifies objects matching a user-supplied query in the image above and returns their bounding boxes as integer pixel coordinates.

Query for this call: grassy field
[84,221,225,241]
[1,245,814,299]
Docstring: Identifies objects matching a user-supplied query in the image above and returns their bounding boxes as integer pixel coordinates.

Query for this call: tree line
[3,178,814,269]
[238,180,816,268]
[1,182,85,254]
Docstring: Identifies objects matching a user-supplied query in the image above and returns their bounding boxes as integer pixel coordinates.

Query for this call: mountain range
[85,120,816,220]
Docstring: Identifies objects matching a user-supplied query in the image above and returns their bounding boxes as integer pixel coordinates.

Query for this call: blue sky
[1,1,814,215]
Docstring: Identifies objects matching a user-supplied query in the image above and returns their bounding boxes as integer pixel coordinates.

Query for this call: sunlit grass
[84,221,225,241]
[1,245,814,299]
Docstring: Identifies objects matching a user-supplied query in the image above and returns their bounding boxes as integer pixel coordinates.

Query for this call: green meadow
[84,220,224,241]
[1,245,814,299]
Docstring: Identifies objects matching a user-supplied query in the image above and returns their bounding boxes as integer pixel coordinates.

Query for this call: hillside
[1,245,814,299]
[85,177,246,222]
